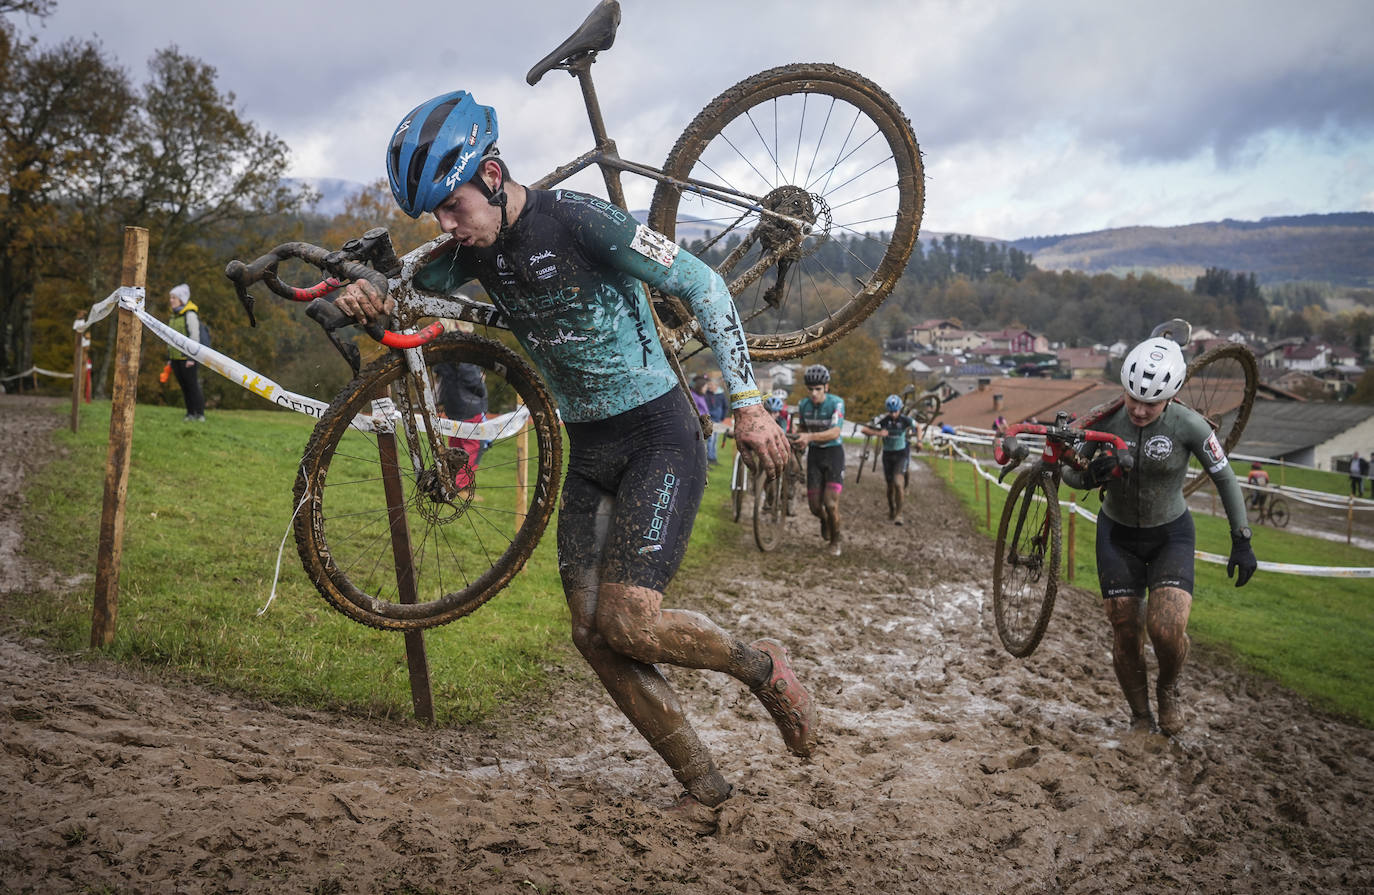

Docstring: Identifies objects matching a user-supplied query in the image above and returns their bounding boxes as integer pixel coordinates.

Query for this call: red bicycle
[991,413,1131,657]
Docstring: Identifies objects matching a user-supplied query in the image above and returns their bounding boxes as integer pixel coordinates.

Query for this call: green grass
[930,446,1374,727]
[13,401,576,724]
[12,401,742,726]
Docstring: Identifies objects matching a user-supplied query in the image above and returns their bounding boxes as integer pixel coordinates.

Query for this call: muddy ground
[1,394,1370,894]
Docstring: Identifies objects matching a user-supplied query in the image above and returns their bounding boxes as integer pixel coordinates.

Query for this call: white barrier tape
[73,286,136,332]
[936,433,1374,579]
[0,366,74,381]
[1194,550,1374,578]
[132,304,534,440]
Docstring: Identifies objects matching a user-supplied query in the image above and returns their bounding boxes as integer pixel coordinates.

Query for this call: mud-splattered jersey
[412,189,760,423]
[873,413,916,452]
[797,394,845,448]
[1062,401,1248,532]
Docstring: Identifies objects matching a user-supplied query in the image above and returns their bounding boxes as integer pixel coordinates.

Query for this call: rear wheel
[294,333,562,630]
[1179,343,1259,497]
[649,63,923,360]
[992,466,1061,658]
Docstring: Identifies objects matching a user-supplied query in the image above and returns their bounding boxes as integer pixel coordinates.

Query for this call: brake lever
[998,455,1023,484]
[223,260,259,327]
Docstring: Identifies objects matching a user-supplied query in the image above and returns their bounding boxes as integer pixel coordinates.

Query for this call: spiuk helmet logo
[394,117,412,137]
[444,149,479,189]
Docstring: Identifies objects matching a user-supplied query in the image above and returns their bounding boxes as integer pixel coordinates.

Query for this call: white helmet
[1120,337,1187,403]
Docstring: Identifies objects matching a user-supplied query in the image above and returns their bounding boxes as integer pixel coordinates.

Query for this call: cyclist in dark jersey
[859,394,918,525]
[336,91,816,810]
[1062,337,1257,736]
[795,364,847,555]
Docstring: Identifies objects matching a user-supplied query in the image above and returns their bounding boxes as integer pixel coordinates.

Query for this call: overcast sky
[18,0,1374,238]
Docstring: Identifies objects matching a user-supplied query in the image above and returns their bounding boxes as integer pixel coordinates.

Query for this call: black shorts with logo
[557,388,705,592]
[806,443,846,491]
[1095,510,1196,598]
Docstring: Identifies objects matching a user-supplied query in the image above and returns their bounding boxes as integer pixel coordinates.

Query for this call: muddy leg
[561,498,742,806]
[566,577,732,806]
[1147,586,1192,735]
[822,486,842,555]
[1105,595,1153,730]
[808,488,829,540]
[892,476,905,524]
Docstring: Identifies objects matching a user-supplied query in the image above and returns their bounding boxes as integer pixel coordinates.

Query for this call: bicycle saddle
[526,0,621,85]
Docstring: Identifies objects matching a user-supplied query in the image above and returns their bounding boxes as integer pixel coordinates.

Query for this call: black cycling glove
[1086,452,1123,487]
[1227,532,1258,587]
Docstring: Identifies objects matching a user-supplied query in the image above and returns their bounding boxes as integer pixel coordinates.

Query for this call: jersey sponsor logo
[529,250,555,264]
[642,472,678,544]
[1203,431,1228,473]
[630,225,680,268]
[560,191,628,223]
[526,327,590,350]
[1144,435,1174,461]
[535,265,558,281]
[444,149,479,189]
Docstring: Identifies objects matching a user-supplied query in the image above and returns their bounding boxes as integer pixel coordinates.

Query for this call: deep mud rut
[1,395,1371,894]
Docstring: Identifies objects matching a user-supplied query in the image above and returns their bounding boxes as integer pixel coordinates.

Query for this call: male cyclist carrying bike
[335,91,817,810]
[858,394,918,525]
[1061,337,1257,736]
[794,364,846,555]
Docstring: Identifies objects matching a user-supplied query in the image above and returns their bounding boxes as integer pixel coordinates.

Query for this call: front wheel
[856,435,873,484]
[753,473,785,552]
[294,333,563,631]
[992,466,1062,658]
[730,450,748,522]
[1269,498,1290,528]
[649,63,923,360]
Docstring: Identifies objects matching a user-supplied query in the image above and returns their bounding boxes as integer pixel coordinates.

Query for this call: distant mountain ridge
[1001,212,1374,288]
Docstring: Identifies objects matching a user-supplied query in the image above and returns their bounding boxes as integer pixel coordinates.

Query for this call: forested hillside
[1009,213,1374,287]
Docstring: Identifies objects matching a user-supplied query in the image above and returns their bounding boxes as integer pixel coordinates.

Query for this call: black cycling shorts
[1095,510,1195,599]
[806,443,846,491]
[557,388,705,593]
[881,448,909,483]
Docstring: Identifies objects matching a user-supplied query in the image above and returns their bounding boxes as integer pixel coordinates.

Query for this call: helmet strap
[473,157,512,235]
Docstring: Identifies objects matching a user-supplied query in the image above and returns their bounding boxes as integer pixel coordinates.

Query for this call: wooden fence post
[91,227,148,648]
[1067,497,1076,581]
[984,473,992,530]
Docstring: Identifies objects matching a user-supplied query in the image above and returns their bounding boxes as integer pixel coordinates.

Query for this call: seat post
[568,55,628,210]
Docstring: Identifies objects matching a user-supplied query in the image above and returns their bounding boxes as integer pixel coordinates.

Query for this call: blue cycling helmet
[885,394,902,413]
[764,395,784,413]
[387,91,500,219]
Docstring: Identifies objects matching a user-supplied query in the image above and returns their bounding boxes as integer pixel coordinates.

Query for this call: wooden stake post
[91,227,147,648]
[375,397,435,724]
[1067,496,1076,581]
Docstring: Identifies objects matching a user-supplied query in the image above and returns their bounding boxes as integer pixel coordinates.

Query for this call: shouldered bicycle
[989,332,1259,657]
[223,0,923,631]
